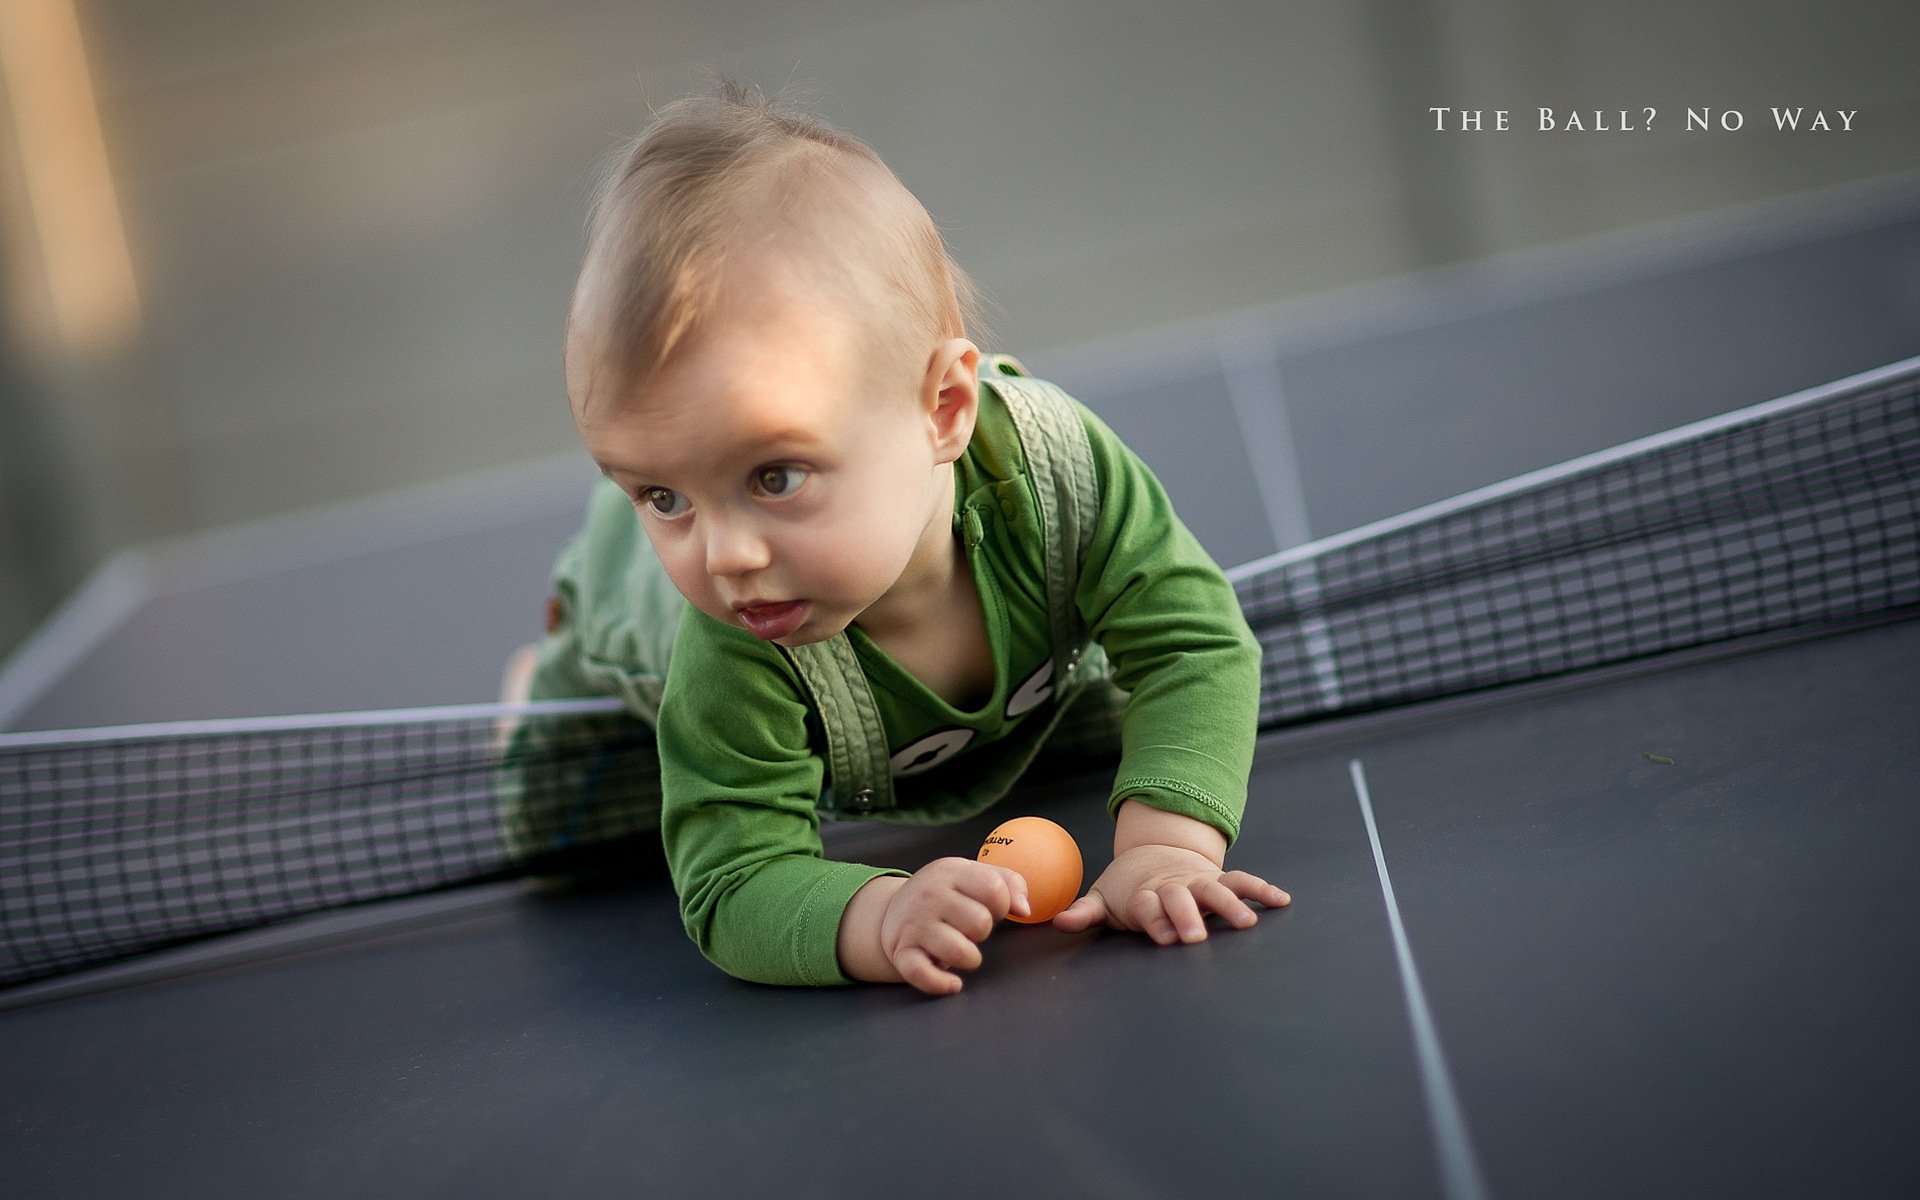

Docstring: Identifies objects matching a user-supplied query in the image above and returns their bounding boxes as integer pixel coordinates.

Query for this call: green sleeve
[1072,400,1263,844]
[656,606,906,986]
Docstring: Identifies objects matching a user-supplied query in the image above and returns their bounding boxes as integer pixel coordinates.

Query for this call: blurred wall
[2,0,1917,663]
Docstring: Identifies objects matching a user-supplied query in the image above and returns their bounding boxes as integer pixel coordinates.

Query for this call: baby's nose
[703,516,772,576]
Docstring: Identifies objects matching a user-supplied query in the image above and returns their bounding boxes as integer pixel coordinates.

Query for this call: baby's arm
[1055,397,1288,943]
[1052,800,1290,943]
[838,860,1032,995]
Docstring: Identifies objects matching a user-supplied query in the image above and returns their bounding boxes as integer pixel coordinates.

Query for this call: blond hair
[566,81,978,417]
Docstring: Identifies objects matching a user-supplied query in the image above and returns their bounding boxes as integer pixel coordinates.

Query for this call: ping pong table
[4,197,1918,1198]
[1,609,1915,1198]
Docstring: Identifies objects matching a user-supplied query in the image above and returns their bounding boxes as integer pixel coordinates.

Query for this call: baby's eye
[638,487,689,518]
[755,465,809,498]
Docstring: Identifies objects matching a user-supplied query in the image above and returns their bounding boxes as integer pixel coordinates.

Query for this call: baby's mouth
[736,600,808,640]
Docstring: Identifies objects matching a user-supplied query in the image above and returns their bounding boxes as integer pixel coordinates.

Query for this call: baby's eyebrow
[599,428,827,483]
[741,425,829,451]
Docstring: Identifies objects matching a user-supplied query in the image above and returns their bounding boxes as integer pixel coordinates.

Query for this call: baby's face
[576,285,954,648]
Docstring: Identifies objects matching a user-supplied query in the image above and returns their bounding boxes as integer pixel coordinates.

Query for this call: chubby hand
[1052,842,1291,944]
[879,857,1031,996]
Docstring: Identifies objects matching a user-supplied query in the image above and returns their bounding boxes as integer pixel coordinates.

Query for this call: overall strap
[978,354,1100,690]
[781,354,1101,817]
[780,635,895,815]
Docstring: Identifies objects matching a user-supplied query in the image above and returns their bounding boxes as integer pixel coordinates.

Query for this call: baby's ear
[925,338,980,461]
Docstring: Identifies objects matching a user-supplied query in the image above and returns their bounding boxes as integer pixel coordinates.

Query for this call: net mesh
[3,359,1917,987]
[1233,360,1919,724]
[0,704,659,986]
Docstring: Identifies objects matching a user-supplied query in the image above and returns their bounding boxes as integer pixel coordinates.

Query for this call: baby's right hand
[881,857,1030,995]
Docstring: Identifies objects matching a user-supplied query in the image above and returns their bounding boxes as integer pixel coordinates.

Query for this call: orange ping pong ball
[977,816,1082,924]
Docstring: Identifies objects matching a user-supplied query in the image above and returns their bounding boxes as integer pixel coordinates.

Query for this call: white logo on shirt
[1005,659,1054,717]
[890,728,974,777]
[888,660,1057,776]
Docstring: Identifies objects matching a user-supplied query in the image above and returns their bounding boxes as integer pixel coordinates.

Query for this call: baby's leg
[501,642,540,701]
[490,642,541,756]
[491,596,562,755]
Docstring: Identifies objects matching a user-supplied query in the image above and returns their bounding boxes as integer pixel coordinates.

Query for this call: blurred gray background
[2,0,1918,722]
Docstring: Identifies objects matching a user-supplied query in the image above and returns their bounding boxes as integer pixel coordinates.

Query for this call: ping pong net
[3,358,1917,988]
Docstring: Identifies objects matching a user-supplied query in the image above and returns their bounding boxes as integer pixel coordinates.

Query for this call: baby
[510,81,1289,995]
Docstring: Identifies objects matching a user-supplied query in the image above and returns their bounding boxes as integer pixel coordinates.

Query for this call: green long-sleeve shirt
[537,377,1260,986]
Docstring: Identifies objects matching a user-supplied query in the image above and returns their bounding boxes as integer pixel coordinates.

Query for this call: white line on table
[1349,757,1491,1200]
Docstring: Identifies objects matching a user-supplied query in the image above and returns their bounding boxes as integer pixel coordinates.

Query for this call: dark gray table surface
[4,613,1915,1199]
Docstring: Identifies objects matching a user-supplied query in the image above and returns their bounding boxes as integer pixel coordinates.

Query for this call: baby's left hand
[1050,844,1291,944]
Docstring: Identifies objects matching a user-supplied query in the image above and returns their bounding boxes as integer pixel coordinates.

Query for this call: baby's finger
[1221,870,1292,909]
[1196,877,1260,930]
[962,862,1030,922]
[1125,888,1179,946]
[929,887,998,943]
[894,945,962,996]
[925,924,985,974]
[1051,890,1108,933]
[989,864,1032,921]
[1158,882,1210,944]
